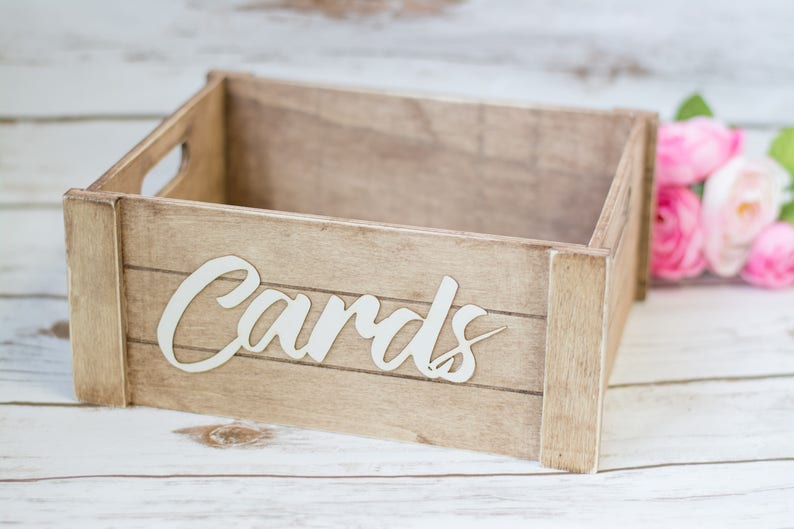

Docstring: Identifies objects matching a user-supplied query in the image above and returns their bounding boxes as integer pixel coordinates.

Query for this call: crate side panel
[595,119,650,378]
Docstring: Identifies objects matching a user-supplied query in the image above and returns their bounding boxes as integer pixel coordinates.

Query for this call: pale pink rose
[656,117,744,186]
[651,186,707,280]
[740,222,794,289]
[702,156,791,276]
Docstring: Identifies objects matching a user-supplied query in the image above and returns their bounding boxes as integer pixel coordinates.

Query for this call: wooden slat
[540,249,608,473]
[590,117,650,377]
[224,73,633,245]
[123,268,547,393]
[635,112,659,301]
[126,341,543,459]
[62,189,128,406]
[119,196,555,316]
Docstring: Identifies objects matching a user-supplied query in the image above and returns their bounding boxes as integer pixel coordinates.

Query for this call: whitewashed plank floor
[1,1,792,527]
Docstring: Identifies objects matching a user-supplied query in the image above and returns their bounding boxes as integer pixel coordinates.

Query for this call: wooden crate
[63,71,657,473]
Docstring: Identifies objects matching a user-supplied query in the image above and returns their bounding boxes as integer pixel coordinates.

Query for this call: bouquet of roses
[651,94,794,288]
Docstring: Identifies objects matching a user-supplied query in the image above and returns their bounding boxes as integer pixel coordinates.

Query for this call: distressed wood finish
[224,73,634,245]
[123,268,547,393]
[64,72,657,471]
[63,189,128,406]
[117,196,550,457]
[540,250,609,473]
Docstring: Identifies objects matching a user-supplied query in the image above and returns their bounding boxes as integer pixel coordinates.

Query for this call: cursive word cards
[156,255,506,383]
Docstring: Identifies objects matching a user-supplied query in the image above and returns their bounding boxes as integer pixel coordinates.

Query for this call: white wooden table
[1,1,793,526]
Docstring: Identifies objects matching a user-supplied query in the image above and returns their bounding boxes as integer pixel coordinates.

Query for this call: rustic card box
[63,71,657,473]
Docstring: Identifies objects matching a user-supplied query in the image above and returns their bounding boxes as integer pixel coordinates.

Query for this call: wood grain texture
[117,192,552,459]
[62,189,128,406]
[540,249,608,473]
[224,73,633,244]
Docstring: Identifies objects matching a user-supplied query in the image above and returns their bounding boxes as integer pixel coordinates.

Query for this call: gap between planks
[0,293,68,300]
[2,458,793,483]
[608,372,794,389]
[0,114,168,124]
[0,203,66,210]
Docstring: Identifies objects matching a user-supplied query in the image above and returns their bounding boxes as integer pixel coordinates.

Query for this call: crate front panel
[119,197,551,457]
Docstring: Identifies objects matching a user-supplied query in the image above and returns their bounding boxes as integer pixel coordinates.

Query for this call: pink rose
[651,186,707,280]
[702,156,791,276]
[740,222,794,289]
[656,117,744,186]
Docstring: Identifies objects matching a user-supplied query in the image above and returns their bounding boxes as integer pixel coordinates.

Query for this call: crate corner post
[63,188,129,407]
[635,111,659,301]
[540,248,609,473]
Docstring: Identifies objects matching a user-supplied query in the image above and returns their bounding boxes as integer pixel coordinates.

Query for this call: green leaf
[781,201,794,225]
[675,93,714,121]
[690,181,704,199]
[769,127,794,179]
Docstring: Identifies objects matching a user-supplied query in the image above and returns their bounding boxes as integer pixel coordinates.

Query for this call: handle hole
[141,142,189,196]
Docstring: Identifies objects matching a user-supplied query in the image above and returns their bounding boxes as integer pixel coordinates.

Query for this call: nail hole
[141,142,189,196]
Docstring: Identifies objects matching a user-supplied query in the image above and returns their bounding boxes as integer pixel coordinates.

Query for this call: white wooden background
[1,1,793,527]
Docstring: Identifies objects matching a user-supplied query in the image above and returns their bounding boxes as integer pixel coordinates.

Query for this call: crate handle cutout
[156,255,507,383]
[140,141,190,196]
